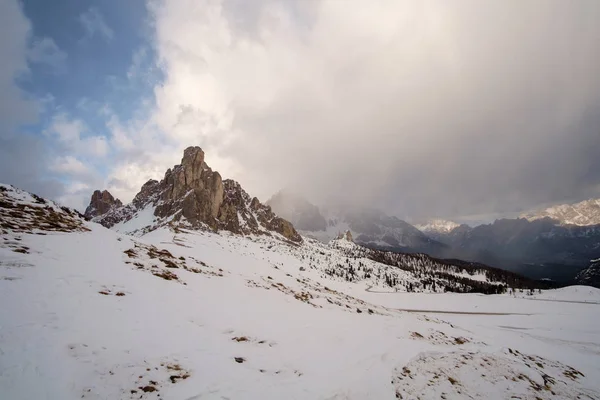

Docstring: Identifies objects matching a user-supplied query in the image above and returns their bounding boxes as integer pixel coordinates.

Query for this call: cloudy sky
[2,0,600,223]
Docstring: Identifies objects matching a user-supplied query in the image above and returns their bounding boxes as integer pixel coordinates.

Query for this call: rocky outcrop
[218,180,302,242]
[84,190,122,219]
[335,230,353,242]
[154,147,224,229]
[87,146,302,243]
[132,180,161,209]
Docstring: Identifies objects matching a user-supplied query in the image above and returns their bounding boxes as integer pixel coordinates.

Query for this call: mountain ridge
[414,219,461,234]
[84,146,302,243]
[1,181,548,294]
[522,198,600,226]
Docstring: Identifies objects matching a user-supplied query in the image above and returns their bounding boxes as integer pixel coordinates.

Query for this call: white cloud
[51,155,90,176]
[86,136,109,158]
[0,0,67,200]
[45,113,85,142]
[0,0,103,209]
[55,181,95,211]
[27,37,67,73]
[0,0,38,139]
[79,7,114,42]
[120,0,600,220]
[127,47,147,80]
[44,113,111,158]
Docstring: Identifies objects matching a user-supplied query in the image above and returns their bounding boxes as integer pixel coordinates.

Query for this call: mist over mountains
[268,191,600,284]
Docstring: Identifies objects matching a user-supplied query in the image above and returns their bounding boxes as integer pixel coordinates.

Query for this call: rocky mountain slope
[267,191,446,255]
[85,147,301,242]
[576,259,600,288]
[522,198,600,226]
[2,182,600,399]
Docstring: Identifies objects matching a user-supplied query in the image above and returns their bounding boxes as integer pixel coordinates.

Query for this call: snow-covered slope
[3,184,600,399]
[414,219,461,234]
[522,198,600,226]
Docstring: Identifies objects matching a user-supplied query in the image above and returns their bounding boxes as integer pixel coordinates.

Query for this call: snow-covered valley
[2,184,600,399]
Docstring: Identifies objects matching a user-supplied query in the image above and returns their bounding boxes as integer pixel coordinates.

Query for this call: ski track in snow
[1,196,600,399]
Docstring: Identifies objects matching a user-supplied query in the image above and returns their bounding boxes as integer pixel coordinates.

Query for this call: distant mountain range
[413,219,461,234]
[430,218,600,283]
[521,198,600,226]
[268,192,600,284]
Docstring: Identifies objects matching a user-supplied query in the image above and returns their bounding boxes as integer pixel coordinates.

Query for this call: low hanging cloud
[129,0,600,221]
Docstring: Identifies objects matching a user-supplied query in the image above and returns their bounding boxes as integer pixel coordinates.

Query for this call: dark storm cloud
[153,0,599,220]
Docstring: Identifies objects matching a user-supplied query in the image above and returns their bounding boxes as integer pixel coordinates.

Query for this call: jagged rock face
[155,147,224,228]
[84,190,123,219]
[86,146,301,243]
[218,180,302,242]
[345,230,353,242]
[335,230,353,242]
[132,180,160,209]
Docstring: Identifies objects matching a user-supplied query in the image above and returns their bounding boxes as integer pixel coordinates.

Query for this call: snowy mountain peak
[86,147,301,242]
[414,219,461,234]
[522,198,600,226]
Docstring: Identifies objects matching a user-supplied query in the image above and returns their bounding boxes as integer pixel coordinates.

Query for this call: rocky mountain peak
[336,230,353,242]
[86,146,301,243]
[414,219,460,234]
[132,180,160,209]
[84,189,123,219]
[154,146,224,229]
